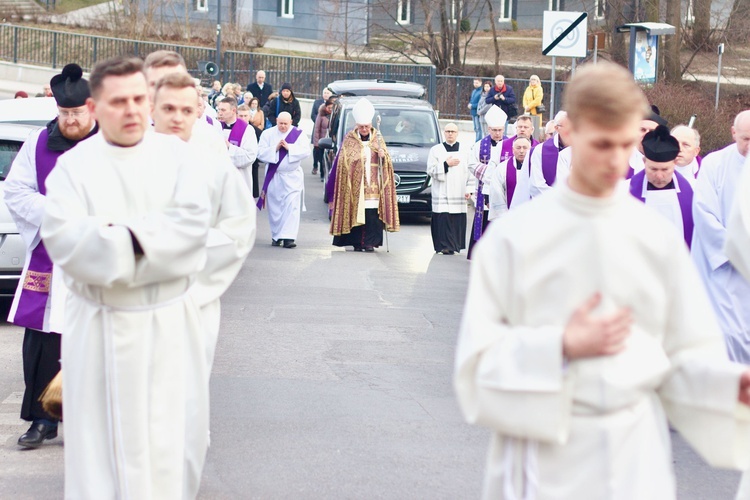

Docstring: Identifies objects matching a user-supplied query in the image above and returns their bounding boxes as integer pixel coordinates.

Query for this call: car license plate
[397,195,410,204]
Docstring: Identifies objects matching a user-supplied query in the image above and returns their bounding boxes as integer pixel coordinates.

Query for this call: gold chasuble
[330,127,400,236]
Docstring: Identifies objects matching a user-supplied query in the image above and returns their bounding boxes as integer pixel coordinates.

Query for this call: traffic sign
[543,11,588,58]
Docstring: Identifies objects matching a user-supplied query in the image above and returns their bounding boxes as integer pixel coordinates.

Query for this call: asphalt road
[0,153,743,499]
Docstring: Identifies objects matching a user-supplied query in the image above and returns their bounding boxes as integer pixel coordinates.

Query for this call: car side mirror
[318,137,334,150]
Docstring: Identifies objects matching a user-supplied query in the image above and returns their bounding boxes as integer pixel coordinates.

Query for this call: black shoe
[441,249,455,255]
[18,422,58,448]
[283,239,297,249]
[364,246,375,252]
[272,239,282,247]
[353,246,363,252]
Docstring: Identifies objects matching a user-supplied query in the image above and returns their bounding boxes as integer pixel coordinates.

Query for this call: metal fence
[222,51,437,102]
[0,24,214,73]
[0,24,565,121]
[435,75,566,121]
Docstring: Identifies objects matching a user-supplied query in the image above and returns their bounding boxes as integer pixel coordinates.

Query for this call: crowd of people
[7,50,750,499]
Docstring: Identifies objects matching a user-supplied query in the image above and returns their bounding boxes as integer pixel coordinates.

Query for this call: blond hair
[144,50,186,70]
[563,61,649,128]
[154,72,196,94]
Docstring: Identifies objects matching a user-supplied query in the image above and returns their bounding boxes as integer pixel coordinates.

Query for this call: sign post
[542,11,588,117]
[716,43,725,111]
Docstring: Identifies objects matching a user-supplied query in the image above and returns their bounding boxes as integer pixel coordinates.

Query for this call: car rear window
[342,108,439,148]
[0,140,22,181]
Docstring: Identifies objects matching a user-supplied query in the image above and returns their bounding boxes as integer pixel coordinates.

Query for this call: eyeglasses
[59,110,87,119]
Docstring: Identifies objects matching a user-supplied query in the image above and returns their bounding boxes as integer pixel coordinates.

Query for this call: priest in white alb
[628,124,694,248]
[455,62,750,500]
[257,111,310,249]
[40,56,212,499]
[692,109,750,363]
[672,124,702,185]
[488,136,531,221]
[524,110,570,201]
[426,122,472,255]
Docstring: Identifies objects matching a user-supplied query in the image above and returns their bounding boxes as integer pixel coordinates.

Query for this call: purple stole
[257,127,303,210]
[226,118,248,146]
[505,158,517,207]
[206,115,214,126]
[628,169,694,248]
[695,155,702,178]
[473,136,493,240]
[540,138,559,186]
[499,135,539,163]
[13,130,62,331]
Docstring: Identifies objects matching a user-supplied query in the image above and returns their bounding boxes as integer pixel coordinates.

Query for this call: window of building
[280,0,294,18]
[594,0,606,19]
[499,0,512,21]
[397,0,411,25]
[195,0,208,13]
[548,0,562,10]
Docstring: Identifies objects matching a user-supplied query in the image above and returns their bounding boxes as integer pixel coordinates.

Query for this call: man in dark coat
[247,70,273,104]
[485,74,518,120]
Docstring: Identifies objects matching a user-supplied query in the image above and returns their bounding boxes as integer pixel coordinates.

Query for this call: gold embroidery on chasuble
[23,270,51,293]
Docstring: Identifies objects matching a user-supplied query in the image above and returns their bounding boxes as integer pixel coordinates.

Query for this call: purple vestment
[505,158,517,207]
[473,135,493,240]
[226,118,248,146]
[12,130,62,331]
[628,169,694,248]
[256,127,303,210]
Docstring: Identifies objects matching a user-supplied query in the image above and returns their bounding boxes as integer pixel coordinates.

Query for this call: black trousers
[252,160,261,199]
[332,208,384,248]
[21,328,61,422]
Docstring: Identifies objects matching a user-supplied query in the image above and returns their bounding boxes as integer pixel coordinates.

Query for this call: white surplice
[488,158,520,221]
[455,182,750,500]
[4,128,68,333]
[221,119,258,191]
[639,174,686,238]
[726,155,750,283]
[257,126,310,240]
[426,141,473,214]
[692,143,750,363]
[189,121,256,370]
[41,131,212,500]
[675,157,700,187]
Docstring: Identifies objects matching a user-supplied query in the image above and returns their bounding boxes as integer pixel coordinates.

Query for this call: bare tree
[485,0,501,74]
[368,0,488,75]
[318,0,370,60]
[664,0,681,82]
[689,0,712,48]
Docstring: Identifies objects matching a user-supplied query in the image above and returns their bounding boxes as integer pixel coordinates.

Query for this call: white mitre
[485,105,508,129]
[352,98,375,125]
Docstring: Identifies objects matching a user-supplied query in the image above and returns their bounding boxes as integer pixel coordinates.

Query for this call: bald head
[733,110,750,157]
[671,125,701,167]
[444,122,459,144]
[277,111,292,133]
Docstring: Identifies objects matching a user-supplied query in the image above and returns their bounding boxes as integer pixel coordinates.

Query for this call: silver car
[0,98,57,297]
